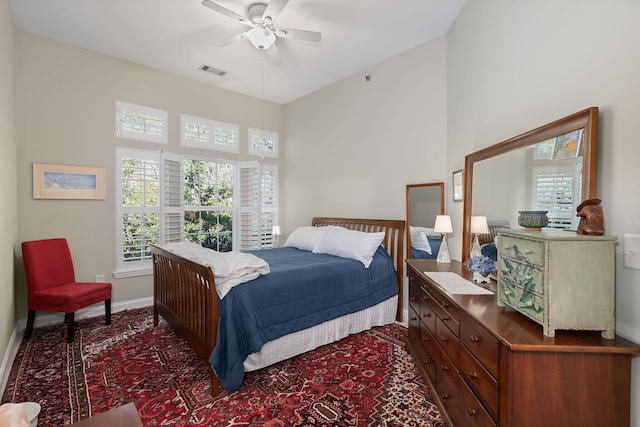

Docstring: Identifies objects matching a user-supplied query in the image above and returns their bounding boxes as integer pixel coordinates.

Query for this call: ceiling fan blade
[201,0,252,26]
[262,0,290,24]
[266,43,284,66]
[274,27,322,43]
[214,32,247,47]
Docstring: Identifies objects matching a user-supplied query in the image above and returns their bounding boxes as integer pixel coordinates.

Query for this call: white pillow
[313,226,385,268]
[284,226,332,251]
[411,231,432,254]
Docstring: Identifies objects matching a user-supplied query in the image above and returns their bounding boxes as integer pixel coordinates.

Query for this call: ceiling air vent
[199,64,227,77]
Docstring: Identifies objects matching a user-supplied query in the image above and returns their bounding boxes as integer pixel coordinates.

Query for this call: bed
[151,217,405,396]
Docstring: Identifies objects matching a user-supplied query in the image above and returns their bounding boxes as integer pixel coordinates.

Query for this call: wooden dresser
[406,259,640,427]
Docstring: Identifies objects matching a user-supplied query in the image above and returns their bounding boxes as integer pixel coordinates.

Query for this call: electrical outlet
[96,274,105,282]
[623,234,640,270]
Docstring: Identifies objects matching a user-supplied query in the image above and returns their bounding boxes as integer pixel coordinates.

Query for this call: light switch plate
[623,234,640,270]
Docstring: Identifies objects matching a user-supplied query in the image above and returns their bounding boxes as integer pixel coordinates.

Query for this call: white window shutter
[238,161,262,250]
[532,166,580,229]
[161,151,184,243]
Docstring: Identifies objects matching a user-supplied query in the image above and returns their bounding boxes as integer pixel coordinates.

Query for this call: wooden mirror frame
[462,107,599,262]
[406,182,445,259]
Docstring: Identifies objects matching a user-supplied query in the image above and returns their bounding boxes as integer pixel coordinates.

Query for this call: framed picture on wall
[33,163,105,200]
[452,169,463,202]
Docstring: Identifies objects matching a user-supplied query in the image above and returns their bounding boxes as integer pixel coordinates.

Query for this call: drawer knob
[469,371,478,379]
[424,313,432,318]
[422,336,429,342]
[468,408,478,417]
[441,393,450,400]
[524,248,533,254]
[440,365,448,372]
[441,336,449,342]
[423,360,431,366]
[470,336,481,343]
[442,315,450,321]
[410,316,417,321]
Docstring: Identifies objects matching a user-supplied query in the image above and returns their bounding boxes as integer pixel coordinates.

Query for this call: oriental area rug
[2,307,444,426]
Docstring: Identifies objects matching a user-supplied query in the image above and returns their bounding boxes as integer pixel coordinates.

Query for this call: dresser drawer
[426,284,461,329]
[456,376,497,427]
[500,234,544,267]
[436,316,460,368]
[460,346,498,420]
[498,279,544,323]
[419,321,437,383]
[460,315,500,377]
[408,305,420,341]
[421,296,437,336]
[408,274,423,314]
[499,259,544,295]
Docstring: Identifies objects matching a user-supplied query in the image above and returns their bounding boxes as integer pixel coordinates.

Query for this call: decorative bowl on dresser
[406,259,640,427]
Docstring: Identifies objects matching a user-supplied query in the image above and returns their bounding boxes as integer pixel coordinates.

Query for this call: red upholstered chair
[22,238,112,343]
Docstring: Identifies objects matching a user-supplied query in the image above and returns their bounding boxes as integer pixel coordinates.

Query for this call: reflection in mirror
[406,182,444,259]
[462,107,598,262]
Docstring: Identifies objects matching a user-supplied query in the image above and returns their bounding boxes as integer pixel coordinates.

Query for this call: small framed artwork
[551,129,583,160]
[33,163,105,200]
[452,169,463,202]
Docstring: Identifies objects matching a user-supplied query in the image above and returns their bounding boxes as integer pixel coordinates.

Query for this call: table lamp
[470,216,489,259]
[434,215,453,263]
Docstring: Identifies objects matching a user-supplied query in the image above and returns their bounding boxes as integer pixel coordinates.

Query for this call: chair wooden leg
[105,299,111,325]
[24,309,36,339]
[67,312,75,343]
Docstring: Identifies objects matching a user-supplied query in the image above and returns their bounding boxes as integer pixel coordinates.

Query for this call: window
[531,165,581,230]
[115,149,183,276]
[116,149,160,275]
[116,101,168,144]
[184,158,234,251]
[115,150,279,276]
[180,114,239,153]
[248,127,278,158]
[238,162,279,249]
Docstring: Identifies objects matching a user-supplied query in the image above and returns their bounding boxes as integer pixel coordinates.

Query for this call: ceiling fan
[201,0,322,65]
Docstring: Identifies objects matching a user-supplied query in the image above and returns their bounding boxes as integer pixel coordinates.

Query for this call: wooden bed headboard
[311,217,406,321]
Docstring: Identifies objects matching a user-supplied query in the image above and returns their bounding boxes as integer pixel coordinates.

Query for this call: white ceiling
[10,0,466,105]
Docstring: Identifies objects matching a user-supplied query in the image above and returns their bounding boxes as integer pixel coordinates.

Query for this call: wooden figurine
[576,198,605,235]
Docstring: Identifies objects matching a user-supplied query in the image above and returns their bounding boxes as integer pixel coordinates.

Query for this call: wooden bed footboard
[151,217,405,396]
[151,244,220,395]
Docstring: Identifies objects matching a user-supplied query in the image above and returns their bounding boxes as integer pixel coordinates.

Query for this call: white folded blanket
[160,241,270,299]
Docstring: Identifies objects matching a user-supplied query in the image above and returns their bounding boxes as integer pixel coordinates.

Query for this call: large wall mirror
[462,107,599,261]
[406,182,444,259]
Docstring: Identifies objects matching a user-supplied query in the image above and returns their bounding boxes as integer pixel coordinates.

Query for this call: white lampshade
[272,225,281,236]
[246,27,276,50]
[433,215,453,234]
[471,216,489,234]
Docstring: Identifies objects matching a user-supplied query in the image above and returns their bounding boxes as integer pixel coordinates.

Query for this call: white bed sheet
[243,295,398,371]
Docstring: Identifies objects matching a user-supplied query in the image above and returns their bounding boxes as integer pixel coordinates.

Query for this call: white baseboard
[0,297,153,398]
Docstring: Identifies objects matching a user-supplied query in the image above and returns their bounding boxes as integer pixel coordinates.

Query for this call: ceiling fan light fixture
[246,27,276,50]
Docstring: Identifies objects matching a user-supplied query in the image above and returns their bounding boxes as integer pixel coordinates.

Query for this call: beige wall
[283,38,448,311]
[447,1,640,425]
[15,32,284,319]
[0,0,18,387]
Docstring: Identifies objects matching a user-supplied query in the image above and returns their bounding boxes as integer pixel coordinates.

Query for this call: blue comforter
[410,237,441,259]
[209,246,398,391]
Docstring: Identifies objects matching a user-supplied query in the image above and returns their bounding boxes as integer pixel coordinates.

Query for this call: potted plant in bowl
[467,255,497,283]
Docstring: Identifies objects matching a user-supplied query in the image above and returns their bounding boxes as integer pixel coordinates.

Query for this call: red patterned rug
[2,307,443,426]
